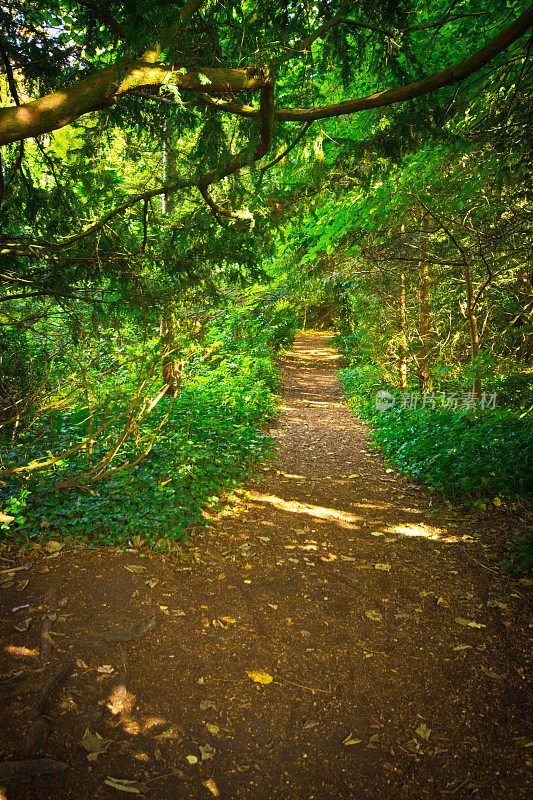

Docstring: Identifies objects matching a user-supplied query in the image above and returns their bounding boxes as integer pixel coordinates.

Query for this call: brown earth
[0,331,531,800]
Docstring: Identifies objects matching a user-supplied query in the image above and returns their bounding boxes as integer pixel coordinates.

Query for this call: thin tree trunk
[417,214,431,391]
[463,257,482,396]
[517,268,533,362]
[160,130,180,395]
[398,270,408,389]
[160,306,181,397]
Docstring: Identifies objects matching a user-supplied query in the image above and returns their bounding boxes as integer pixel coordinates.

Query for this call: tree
[1,1,531,225]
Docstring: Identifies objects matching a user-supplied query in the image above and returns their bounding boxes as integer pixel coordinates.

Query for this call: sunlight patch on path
[244,491,364,529]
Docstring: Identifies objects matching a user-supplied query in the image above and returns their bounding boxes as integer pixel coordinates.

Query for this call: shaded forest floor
[0,332,531,799]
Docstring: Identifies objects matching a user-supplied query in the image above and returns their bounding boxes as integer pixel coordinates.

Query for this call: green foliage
[0,327,48,413]
[2,0,532,551]
[1,357,276,547]
[503,529,533,572]
[339,366,533,501]
[0,298,289,547]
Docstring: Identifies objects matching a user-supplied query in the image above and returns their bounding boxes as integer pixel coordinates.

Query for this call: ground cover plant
[338,362,533,502]
[0,294,295,545]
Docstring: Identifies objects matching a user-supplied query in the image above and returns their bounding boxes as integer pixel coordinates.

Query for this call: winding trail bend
[0,332,530,800]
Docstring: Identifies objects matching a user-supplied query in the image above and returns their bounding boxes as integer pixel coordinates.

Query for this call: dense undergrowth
[0,298,298,547]
[337,338,533,569]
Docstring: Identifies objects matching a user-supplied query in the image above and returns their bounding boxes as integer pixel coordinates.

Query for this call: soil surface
[0,332,531,800]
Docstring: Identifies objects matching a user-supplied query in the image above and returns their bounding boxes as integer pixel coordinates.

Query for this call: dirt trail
[0,332,531,800]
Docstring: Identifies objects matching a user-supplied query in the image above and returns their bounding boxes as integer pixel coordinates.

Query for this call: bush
[1,339,278,547]
[339,366,533,500]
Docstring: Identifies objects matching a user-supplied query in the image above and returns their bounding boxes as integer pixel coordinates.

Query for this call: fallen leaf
[436,597,450,608]
[365,610,383,622]
[513,736,533,748]
[203,778,220,797]
[480,666,508,680]
[370,532,385,537]
[247,670,273,685]
[206,723,219,735]
[454,618,485,629]
[343,733,362,746]
[104,777,147,794]
[257,537,270,543]
[96,665,115,674]
[199,744,215,761]
[13,617,32,632]
[415,723,431,740]
[107,686,136,715]
[348,473,360,478]
[220,616,236,624]
[267,604,278,610]
[124,565,144,573]
[186,755,198,764]
[487,600,508,610]
[81,728,111,760]
[145,579,158,589]
[340,556,357,562]
[374,563,391,572]
[45,541,64,554]
[199,699,215,710]
[217,573,226,580]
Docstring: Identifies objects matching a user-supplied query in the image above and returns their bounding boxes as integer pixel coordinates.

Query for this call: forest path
[0,332,531,800]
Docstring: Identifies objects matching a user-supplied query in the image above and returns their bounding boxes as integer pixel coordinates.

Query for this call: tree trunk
[398,270,408,389]
[160,307,181,398]
[463,257,482,396]
[160,130,180,396]
[417,214,431,391]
